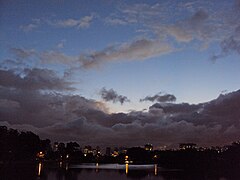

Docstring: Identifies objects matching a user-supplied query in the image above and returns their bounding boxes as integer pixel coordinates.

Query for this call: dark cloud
[0,68,74,91]
[140,92,176,103]
[211,24,240,61]
[211,35,240,61]
[100,87,130,105]
[189,9,208,26]
[0,86,107,127]
[1,88,240,147]
[149,103,201,114]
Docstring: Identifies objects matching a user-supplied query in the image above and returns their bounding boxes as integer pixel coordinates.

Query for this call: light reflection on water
[154,164,158,176]
[37,162,42,176]
[95,163,99,172]
[1,162,238,180]
[36,163,163,180]
[125,163,128,174]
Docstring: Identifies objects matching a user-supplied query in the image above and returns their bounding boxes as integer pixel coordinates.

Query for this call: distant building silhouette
[106,147,111,156]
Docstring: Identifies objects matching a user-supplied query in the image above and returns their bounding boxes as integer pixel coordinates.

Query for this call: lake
[1,162,239,180]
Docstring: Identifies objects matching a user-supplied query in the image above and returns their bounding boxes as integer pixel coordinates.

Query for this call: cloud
[221,36,240,54]
[1,64,237,147]
[120,3,163,23]
[0,68,74,91]
[2,1,240,148]
[79,38,173,69]
[108,2,211,42]
[140,92,176,103]
[39,50,77,65]
[105,17,128,25]
[0,99,20,109]
[165,9,211,43]
[8,38,172,71]
[56,40,65,49]
[19,15,94,32]
[149,102,201,114]
[0,87,107,127]
[106,1,240,60]
[19,18,41,32]
[10,48,36,59]
[8,47,79,70]
[1,83,240,147]
[214,33,240,59]
[20,23,39,32]
[99,87,130,105]
[55,15,94,29]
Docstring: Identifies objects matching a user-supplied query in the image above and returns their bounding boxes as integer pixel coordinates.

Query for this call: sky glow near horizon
[1,0,240,147]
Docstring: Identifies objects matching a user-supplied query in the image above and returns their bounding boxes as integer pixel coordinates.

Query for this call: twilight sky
[1,0,240,148]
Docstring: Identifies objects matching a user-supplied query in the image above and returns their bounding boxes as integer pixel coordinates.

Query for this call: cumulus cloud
[0,87,107,127]
[1,61,238,147]
[99,87,130,105]
[79,38,173,69]
[140,92,176,103]
[1,85,240,147]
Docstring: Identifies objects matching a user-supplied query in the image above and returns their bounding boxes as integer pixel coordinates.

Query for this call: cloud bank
[1,67,240,148]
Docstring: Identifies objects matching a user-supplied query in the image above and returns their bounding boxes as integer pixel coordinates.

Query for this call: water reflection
[65,162,69,171]
[37,162,42,176]
[1,162,237,180]
[96,163,99,172]
[125,163,128,174]
[154,164,158,176]
[59,161,63,168]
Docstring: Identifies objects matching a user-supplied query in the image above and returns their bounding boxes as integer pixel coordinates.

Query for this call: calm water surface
[1,162,239,180]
